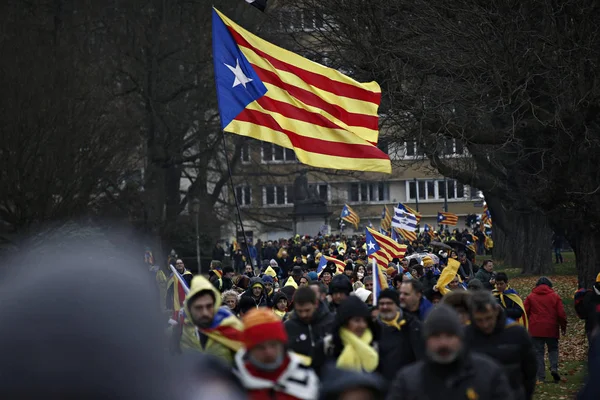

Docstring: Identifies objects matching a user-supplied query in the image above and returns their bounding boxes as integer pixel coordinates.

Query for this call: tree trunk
[490,206,553,274]
[568,229,600,288]
[517,212,553,275]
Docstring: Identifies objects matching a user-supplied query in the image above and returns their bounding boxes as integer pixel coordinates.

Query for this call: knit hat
[423,305,463,339]
[262,275,274,284]
[242,308,288,350]
[536,276,553,288]
[292,266,303,276]
[307,271,318,281]
[377,288,400,307]
[422,256,434,268]
[386,266,397,276]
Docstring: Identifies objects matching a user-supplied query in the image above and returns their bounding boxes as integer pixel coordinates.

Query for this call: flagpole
[221,131,251,266]
[372,257,378,307]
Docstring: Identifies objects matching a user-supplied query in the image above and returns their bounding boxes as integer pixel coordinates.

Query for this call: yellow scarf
[380,312,406,331]
[337,328,379,372]
[273,309,286,319]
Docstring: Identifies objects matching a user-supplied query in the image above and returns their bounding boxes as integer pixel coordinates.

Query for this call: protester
[171,276,243,364]
[242,277,272,308]
[386,305,513,400]
[575,273,600,343]
[524,277,567,383]
[474,259,495,290]
[467,290,537,400]
[377,288,424,381]
[222,289,239,312]
[285,287,335,360]
[214,266,235,293]
[399,280,433,321]
[493,272,528,327]
[234,308,319,399]
[311,296,380,376]
[328,274,353,313]
[166,258,194,310]
[441,290,473,325]
[272,291,289,320]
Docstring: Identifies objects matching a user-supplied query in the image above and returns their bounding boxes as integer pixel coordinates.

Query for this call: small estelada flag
[245,0,267,12]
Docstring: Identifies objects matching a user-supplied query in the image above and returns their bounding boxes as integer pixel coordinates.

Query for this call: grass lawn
[487,252,587,399]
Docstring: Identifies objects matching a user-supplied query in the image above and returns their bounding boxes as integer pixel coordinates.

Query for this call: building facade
[221,139,482,242]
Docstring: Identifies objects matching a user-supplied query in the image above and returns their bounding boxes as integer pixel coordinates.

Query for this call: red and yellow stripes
[439,212,459,226]
[381,205,393,232]
[215,9,391,173]
[395,228,417,243]
[367,227,408,269]
[342,204,360,229]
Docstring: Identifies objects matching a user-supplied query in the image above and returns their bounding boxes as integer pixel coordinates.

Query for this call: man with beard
[377,289,424,381]
[172,276,243,364]
[234,308,319,400]
[285,287,335,360]
[386,305,512,400]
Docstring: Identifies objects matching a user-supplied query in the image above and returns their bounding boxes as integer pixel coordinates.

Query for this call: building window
[405,141,416,157]
[407,179,468,201]
[348,182,389,202]
[263,186,293,205]
[318,184,329,201]
[261,142,296,163]
[408,180,435,200]
[235,186,251,206]
[277,9,324,32]
[240,142,250,163]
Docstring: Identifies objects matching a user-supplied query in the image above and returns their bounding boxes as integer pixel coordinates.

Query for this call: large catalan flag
[380,205,393,232]
[397,203,421,224]
[438,211,459,226]
[341,204,360,229]
[366,227,407,269]
[212,9,391,173]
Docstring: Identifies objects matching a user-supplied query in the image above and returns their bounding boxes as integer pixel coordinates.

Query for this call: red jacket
[524,284,567,338]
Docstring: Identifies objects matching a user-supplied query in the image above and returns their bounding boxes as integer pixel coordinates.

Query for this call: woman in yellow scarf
[311,296,380,377]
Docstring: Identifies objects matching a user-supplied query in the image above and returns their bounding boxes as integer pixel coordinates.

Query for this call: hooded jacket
[524,284,567,338]
[242,277,272,308]
[285,301,335,357]
[465,308,537,400]
[175,275,243,364]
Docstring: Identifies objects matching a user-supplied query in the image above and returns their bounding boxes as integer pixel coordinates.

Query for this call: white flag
[392,208,418,231]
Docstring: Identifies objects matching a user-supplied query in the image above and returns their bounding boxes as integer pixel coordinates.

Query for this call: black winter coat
[465,310,537,400]
[386,352,513,400]
[377,313,425,381]
[285,301,335,357]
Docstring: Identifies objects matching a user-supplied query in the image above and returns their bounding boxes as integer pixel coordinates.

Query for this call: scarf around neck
[336,327,378,372]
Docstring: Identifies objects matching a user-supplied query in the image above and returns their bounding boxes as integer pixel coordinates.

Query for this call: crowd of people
[157,227,600,399]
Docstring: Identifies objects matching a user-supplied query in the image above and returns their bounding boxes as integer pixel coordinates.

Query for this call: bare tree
[291,0,599,283]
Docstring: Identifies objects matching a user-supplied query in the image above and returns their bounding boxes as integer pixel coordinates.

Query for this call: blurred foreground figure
[0,245,171,399]
[318,366,386,400]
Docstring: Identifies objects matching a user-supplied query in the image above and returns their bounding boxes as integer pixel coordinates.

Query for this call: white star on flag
[367,241,376,251]
[224,59,253,88]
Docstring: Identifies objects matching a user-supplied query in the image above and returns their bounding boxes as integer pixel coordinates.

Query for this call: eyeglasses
[176,262,183,265]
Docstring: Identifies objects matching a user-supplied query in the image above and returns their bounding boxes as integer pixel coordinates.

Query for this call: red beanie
[242,308,288,350]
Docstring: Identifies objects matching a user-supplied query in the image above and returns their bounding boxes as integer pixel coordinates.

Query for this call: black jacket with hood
[241,277,272,308]
[311,296,381,377]
[285,300,335,357]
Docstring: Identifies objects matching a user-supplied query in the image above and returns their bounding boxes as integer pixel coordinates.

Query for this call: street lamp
[190,198,202,275]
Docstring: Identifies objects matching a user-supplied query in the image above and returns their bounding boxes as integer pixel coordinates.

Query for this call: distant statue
[293,172,321,204]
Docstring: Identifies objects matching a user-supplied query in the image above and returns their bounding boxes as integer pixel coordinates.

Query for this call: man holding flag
[166,259,193,314]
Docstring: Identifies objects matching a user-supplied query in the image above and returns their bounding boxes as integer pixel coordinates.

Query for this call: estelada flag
[212,8,391,173]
